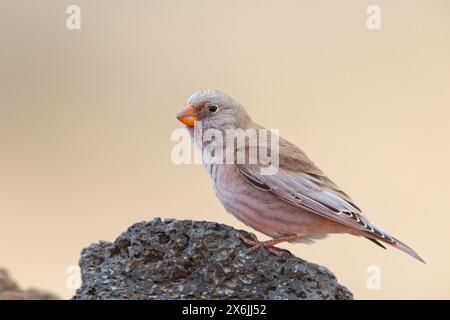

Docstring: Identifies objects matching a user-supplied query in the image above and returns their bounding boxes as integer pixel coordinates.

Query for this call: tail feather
[365,237,386,250]
[388,237,427,264]
[364,230,426,264]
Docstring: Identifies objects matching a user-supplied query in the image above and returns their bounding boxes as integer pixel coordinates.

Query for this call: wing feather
[233,125,425,262]
[237,134,402,243]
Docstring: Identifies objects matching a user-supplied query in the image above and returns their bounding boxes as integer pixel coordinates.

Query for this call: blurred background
[0,0,449,299]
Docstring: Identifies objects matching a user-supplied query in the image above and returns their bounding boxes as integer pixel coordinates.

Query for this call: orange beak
[176,104,198,127]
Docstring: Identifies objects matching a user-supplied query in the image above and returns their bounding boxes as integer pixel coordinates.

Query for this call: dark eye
[208,105,218,113]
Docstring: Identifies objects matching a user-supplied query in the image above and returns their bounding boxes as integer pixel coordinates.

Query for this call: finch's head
[177,90,251,130]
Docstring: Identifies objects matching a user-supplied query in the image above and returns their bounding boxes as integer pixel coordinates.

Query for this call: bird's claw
[236,232,258,246]
[236,232,292,257]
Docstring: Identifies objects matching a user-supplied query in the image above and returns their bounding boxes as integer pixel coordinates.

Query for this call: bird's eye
[208,105,218,113]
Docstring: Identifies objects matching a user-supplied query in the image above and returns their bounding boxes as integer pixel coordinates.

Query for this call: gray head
[177,90,251,131]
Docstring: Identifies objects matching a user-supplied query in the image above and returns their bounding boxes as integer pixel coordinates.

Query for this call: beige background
[0,0,449,299]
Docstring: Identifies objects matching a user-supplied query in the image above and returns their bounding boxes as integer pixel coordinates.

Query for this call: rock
[0,269,59,300]
[0,269,19,293]
[73,218,353,300]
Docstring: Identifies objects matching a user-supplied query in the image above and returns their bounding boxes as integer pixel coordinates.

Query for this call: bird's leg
[236,232,298,257]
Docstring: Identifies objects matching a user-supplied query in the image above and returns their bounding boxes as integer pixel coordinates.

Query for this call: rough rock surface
[74,218,353,300]
[0,269,59,300]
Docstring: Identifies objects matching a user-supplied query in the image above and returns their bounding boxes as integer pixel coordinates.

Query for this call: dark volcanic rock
[73,218,353,300]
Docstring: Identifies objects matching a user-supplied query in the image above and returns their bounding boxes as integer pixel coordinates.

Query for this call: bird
[176,89,425,263]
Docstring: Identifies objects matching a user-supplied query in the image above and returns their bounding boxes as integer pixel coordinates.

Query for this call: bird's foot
[236,232,293,257]
[236,232,259,246]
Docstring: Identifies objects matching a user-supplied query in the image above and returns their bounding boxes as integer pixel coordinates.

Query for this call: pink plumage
[177,90,425,263]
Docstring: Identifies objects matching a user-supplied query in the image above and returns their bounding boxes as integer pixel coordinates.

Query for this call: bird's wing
[235,131,426,262]
[237,161,383,236]
[237,160,425,263]
[235,134,412,249]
